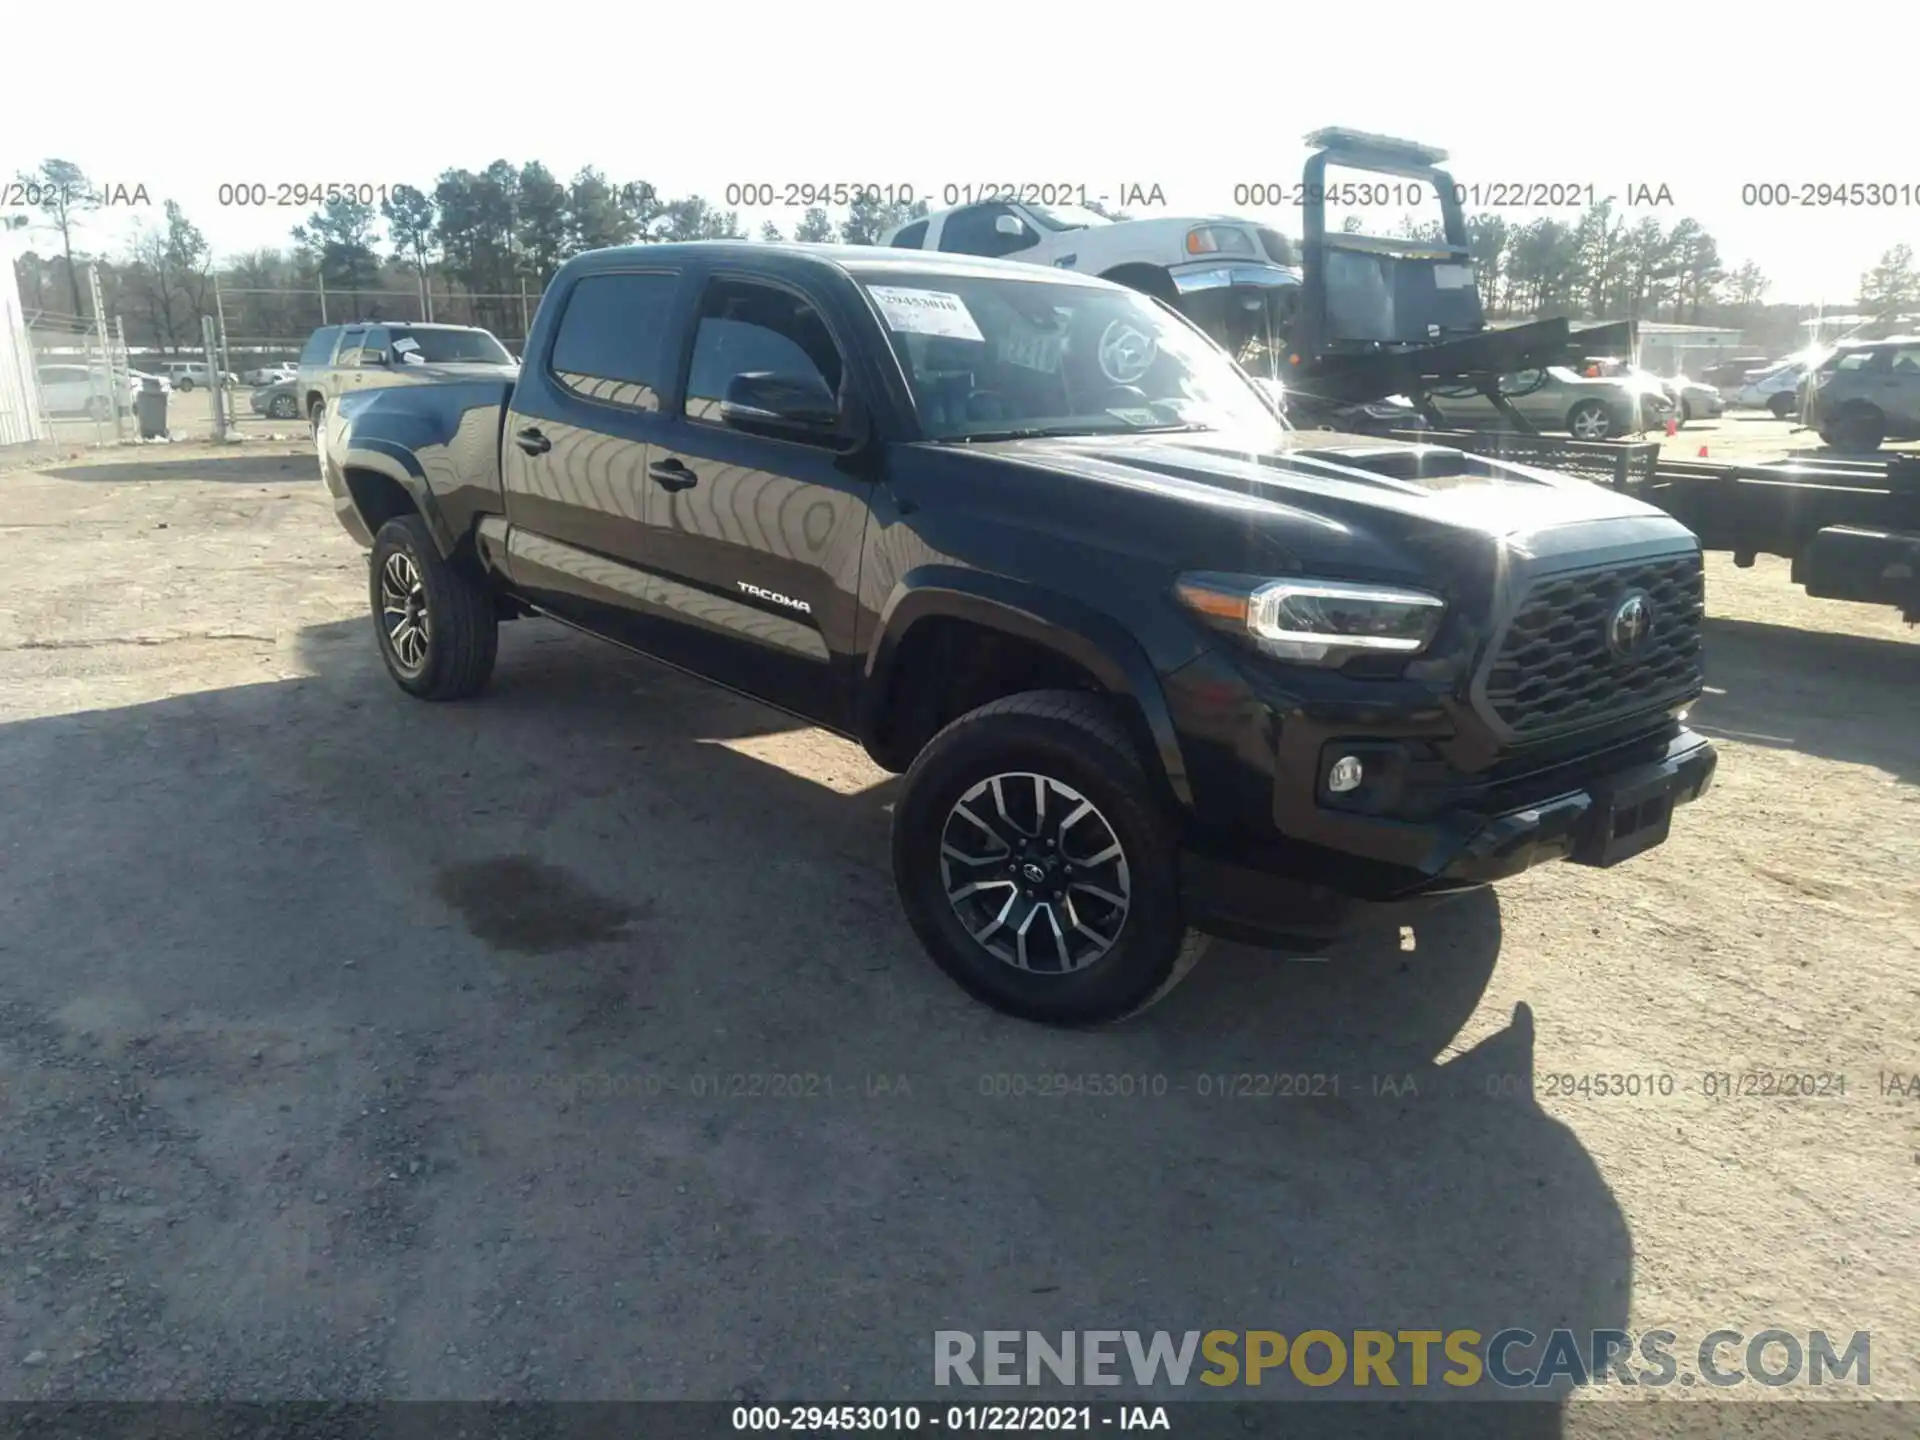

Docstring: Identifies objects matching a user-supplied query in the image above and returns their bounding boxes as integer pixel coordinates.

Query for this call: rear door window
[549,272,681,411]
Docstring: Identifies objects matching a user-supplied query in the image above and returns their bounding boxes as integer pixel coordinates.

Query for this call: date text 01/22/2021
[731,1405,1168,1432]
[972,1071,1876,1100]
[719,182,1170,210]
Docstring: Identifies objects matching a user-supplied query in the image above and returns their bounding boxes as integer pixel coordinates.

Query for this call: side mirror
[994,214,1026,237]
[719,371,842,440]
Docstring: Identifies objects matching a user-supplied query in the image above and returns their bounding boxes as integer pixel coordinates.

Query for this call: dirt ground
[0,438,1913,1434]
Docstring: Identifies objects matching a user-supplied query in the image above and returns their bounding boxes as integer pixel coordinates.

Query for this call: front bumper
[1168,260,1301,297]
[1180,728,1716,947]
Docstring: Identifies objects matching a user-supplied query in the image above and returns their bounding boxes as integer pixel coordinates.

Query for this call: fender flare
[338,438,458,559]
[860,565,1195,814]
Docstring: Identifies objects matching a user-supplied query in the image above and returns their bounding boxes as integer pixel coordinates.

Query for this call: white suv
[161,361,238,391]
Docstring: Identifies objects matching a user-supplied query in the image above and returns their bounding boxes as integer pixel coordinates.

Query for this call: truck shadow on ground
[43,452,315,486]
[1695,614,1920,783]
[0,616,1626,1429]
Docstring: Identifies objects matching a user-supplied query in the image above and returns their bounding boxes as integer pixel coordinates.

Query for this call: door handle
[514,426,551,456]
[649,457,698,491]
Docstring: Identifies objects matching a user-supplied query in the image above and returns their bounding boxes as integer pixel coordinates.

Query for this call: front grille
[1480,552,1704,737]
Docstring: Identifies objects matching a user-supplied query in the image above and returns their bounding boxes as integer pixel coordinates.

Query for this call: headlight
[1175,573,1446,664]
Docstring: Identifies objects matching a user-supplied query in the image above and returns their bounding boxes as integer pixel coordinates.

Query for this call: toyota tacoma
[318,242,1717,1026]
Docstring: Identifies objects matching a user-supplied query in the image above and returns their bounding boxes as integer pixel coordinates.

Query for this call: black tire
[1677,398,1692,425]
[1767,391,1795,419]
[177,377,193,392]
[368,514,498,701]
[269,394,298,419]
[1566,400,1614,440]
[891,689,1205,1025]
[1831,407,1885,452]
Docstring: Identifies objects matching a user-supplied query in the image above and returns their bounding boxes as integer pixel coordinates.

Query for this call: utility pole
[214,275,235,402]
[114,315,131,443]
[317,272,328,326]
[202,314,228,440]
[87,265,116,441]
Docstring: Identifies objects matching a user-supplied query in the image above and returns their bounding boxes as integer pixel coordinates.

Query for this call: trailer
[1638,453,1920,622]
[1266,128,1638,439]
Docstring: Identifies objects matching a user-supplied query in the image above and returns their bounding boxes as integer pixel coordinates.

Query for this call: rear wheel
[268,393,298,419]
[1767,391,1796,419]
[368,515,499,700]
[892,690,1206,1026]
[177,377,194,392]
[1566,400,1614,440]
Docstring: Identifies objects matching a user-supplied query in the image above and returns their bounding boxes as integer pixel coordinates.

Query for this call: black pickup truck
[319,241,1717,1025]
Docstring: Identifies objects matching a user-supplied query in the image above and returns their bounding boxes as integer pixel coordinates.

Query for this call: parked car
[249,377,302,419]
[242,363,297,386]
[160,360,239,391]
[1800,336,1920,451]
[317,241,1716,1026]
[1732,355,1829,417]
[294,321,518,435]
[881,202,1301,368]
[1664,375,1725,424]
[1697,356,1775,390]
[35,363,136,418]
[1583,357,1723,426]
[1428,365,1672,438]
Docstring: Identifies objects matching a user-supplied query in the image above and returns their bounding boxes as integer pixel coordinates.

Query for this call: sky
[6,1,1912,309]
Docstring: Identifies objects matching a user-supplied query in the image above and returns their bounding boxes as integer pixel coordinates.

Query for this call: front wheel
[1767,391,1796,419]
[1831,407,1885,452]
[892,690,1206,1025]
[268,393,298,419]
[1566,400,1615,440]
[368,515,499,700]
[176,377,193,392]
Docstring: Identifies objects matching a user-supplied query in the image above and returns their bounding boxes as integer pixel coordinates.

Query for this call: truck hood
[967,430,1671,544]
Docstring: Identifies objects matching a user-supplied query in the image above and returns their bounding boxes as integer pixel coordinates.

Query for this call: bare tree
[13,159,99,317]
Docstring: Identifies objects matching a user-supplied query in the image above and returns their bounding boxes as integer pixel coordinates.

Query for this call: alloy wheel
[379,549,431,675]
[938,772,1131,973]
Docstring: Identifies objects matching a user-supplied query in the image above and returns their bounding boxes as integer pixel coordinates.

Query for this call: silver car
[249,377,302,419]
[1430,365,1672,439]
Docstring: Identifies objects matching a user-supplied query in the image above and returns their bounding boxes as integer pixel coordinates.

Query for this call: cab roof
[563,240,1117,288]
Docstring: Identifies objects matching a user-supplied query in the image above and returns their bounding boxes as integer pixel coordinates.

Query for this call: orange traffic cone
[1665,418,1678,437]
[1697,445,1709,458]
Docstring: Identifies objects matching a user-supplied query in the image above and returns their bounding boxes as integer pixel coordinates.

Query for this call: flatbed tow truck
[1271,131,1919,623]
[1259,128,1637,437]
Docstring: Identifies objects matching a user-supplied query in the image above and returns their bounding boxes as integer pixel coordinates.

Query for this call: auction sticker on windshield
[867,287,984,342]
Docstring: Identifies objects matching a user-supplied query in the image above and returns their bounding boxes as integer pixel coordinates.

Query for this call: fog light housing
[1327,755,1366,793]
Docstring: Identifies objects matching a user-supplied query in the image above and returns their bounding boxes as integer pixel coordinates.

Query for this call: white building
[1633,322,1747,377]
[0,220,49,447]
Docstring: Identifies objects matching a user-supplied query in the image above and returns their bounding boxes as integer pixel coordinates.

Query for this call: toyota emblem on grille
[1606,590,1655,658]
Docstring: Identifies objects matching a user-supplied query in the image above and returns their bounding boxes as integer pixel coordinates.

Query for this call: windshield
[857,273,1283,443]
[1025,204,1113,232]
[386,326,514,365]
